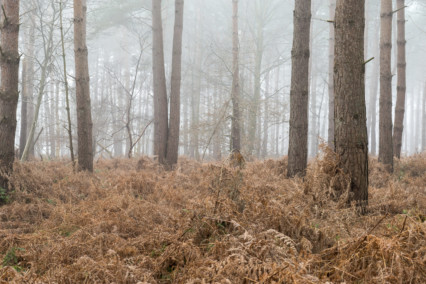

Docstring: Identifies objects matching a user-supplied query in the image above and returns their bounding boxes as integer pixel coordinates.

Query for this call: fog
[16,0,426,160]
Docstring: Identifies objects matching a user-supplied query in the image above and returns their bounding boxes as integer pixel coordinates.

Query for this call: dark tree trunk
[231,0,241,152]
[392,0,406,159]
[0,0,20,190]
[334,0,368,209]
[74,0,93,172]
[166,0,184,168]
[287,0,311,178]
[378,0,393,172]
[152,0,168,164]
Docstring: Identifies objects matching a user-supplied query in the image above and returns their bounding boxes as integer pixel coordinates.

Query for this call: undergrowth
[0,153,424,283]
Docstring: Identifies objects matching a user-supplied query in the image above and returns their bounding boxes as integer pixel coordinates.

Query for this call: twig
[367,213,388,235]
[399,215,408,235]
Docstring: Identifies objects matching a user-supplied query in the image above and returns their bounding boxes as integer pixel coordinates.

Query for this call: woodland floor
[0,150,425,283]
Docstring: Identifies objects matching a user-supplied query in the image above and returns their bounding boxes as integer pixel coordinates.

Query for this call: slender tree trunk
[327,0,336,150]
[334,0,368,210]
[166,0,184,167]
[74,0,93,172]
[0,0,20,191]
[392,0,406,159]
[262,71,270,159]
[231,0,241,152]
[368,25,380,156]
[152,0,168,164]
[19,51,28,158]
[378,0,393,172]
[287,0,311,178]
[423,82,426,152]
[21,8,56,162]
[60,0,75,167]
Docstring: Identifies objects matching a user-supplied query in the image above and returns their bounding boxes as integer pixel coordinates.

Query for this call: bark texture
[74,0,93,172]
[327,0,336,150]
[152,0,168,164]
[378,0,393,171]
[0,0,20,190]
[287,0,311,178]
[334,0,368,208]
[392,0,406,159]
[231,0,241,152]
[166,0,184,167]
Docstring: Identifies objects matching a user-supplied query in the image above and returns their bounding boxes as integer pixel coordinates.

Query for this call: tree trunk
[231,0,241,152]
[423,82,426,152]
[287,0,311,178]
[166,0,184,167]
[327,0,336,150]
[60,0,75,168]
[74,0,93,172]
[334,0,368,210]
[152,0,168,164]
[368,24,380,156]
[378,0,393,172]
[392,0,406,159]
[0,0,20,191]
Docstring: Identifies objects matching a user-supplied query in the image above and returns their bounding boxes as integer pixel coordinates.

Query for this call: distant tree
[0,0,20,191]
[392,0,406,159]
[231,0,241,153]
[379,0,393,172]
[74,0,94,172]
[334,0,368,210]
[287,0,311,178]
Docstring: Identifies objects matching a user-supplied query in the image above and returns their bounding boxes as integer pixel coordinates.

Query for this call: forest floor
[0,150,425,283]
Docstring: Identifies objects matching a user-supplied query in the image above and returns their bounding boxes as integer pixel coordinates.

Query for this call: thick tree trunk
[0,0,20,191]
[74,0,93,172]
[166,0,184,167]
[287,0,311,178]
[327,0,336,150]
[392,0,406,159]
[231,0,241,152]
[152,0,168,164]
[334,0,368,209]
[378,0,393,172]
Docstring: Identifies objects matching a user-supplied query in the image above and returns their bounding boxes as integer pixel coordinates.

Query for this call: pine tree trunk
[74,0,93,172]
[152,0,168,164]
[378,0,393,172]
[327,0,336,150]
[334,0,368,209]
[0,0,20,190]
[392,0,406,159]
[231,0,241,152]
[166,0,184,168]
[287,0,311,178]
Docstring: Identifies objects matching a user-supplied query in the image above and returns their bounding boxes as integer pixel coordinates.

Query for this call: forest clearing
[0,151,425,283]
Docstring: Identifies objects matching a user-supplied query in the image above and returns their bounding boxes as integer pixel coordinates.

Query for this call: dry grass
[0,152,425,283]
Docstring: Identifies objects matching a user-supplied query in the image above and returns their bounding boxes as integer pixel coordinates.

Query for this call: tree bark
[392,0,406,159]
[378,0,393,172]
[166,0,184,168]
[327,0,336,150]
[334,0,368,209]
[152,0,168,164]
[231,0,241,152]
[287,0,311,178]
[0,0,20,191]
[74,0,93,172]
